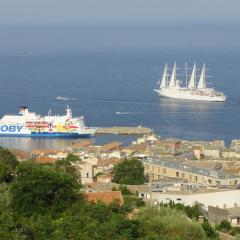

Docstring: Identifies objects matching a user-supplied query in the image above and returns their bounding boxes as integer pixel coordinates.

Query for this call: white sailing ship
[154,63,226,102]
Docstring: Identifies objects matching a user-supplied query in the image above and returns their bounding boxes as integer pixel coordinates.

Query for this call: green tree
[201,221,217,239]
[184,202,203,220]
[112,158,145,185]
[10,161,80,216]
[66,153,81,162]
[219,219,231,231]
[0,147,18,183]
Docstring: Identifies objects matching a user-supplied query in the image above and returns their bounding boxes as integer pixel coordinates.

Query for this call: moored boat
[0,106,97,138]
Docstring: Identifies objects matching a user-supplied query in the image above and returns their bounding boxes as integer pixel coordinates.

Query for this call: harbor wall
[96,126,153,135]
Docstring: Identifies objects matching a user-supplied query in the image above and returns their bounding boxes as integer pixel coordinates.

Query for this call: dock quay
[96,126,153,135]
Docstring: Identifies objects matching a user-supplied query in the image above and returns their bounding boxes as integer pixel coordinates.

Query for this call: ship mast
[185,62,188,88]
[160,63,168,89]
[188,63,196,89]
[197,63,206,89]
[168,62,176,88]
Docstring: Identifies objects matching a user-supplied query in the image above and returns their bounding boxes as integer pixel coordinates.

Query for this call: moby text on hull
[0,106,98,138]
[154,63,226,102]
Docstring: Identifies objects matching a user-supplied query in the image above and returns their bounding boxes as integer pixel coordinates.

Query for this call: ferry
[0,106,97,138]
[154,63,226,102]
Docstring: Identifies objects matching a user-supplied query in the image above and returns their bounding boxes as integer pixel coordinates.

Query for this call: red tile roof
[72,140,92,148]
[10,149,31,160]
[35,156,56,164]
[83,191,124,205]
[31,149,58,156]
[102,141,123,151]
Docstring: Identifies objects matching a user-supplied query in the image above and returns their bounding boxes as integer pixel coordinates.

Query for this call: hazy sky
[0,0,239,25]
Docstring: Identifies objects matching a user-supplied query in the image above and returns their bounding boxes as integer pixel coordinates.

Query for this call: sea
[0,23,240,151]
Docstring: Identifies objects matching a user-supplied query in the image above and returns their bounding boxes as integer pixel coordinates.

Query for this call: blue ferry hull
[0,132,93,138]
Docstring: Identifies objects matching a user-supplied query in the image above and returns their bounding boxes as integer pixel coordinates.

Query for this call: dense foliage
[10,161,80,216]
[201,221,218,239]
[160,201,204,220]
[0,147,18,183]
[216,219,240,237]
[112,158,145,185]
[134,206,206,240]
[0,147,210,239]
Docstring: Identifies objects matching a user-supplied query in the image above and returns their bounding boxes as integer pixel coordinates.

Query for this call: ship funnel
[66,105,72,118]
[18,106,28,115]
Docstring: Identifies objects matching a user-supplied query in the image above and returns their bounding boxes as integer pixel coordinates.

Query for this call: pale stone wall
[143,162,240,186]
[152,190,240,209]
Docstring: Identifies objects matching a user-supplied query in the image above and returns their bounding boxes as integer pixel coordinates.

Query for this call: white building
[152,190,240,209]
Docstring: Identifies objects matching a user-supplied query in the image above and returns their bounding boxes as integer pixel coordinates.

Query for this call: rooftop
[83,191,124,205]
[35,156,56,164]
[10,149,31,160]
[102,141,123,151]
[71,140,92,148]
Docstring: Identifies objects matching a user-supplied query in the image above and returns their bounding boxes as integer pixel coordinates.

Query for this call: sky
[0,0,239,25]
[0,0,239,54]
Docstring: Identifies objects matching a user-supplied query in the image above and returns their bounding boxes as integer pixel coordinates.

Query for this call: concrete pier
[96,126,153,135]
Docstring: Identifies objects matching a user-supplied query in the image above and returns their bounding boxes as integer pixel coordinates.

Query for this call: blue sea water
[0,24,240,150]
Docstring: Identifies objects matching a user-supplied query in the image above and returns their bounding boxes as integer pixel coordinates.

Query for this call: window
[86,173,89,178]
[176,172,179,177]
[216,181,220,185]
[181,173,185,178]
[194,176,198,182]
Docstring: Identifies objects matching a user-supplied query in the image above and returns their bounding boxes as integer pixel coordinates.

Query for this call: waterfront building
[152,140,181,156]
[101,141,123,153]
[222,148,236,159]
[203,146,222,159]
[142,158,240,186]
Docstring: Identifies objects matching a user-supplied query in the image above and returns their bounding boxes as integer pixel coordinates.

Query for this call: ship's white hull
[154,88,226,102]
[0,124,98,138]
[0,107,98,138]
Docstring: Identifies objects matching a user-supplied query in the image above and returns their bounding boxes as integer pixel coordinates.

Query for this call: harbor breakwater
[96,126,153,135]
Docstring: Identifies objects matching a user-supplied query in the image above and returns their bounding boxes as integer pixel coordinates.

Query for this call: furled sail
[160,63,168,89]
[188,63,196,89]
[197,64,206,89]
[168,62,176,88]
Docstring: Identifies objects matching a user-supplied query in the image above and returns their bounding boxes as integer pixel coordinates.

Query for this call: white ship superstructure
[0,106,97,138]
[154,63,226,102]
